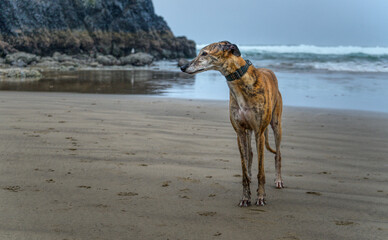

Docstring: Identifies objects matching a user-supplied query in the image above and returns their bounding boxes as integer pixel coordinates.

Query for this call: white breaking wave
[309,62,388,73]
[259,60,388,73]
[197,44,388,56]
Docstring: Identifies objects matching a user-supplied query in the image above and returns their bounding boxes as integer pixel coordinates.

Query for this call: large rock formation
[0,0,196,59]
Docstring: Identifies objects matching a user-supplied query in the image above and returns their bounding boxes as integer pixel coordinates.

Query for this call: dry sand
[0,91,387,240]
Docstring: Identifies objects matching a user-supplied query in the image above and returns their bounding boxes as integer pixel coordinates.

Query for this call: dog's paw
[238,199,251,207]
[255,198,266,206]
[275,180,284,189]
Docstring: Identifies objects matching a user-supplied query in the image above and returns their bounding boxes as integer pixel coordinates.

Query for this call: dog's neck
[222,58,255,109]
[220,57,248,77]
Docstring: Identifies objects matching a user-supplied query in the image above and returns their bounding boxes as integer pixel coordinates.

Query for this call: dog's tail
[265,128,276,154]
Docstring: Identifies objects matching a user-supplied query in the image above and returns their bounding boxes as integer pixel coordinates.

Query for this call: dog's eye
[201,52,208,56]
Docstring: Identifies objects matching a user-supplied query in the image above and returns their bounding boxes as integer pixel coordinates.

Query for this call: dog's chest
[234,107,256,127]
[229,82,267,128]
[238,108,249,121]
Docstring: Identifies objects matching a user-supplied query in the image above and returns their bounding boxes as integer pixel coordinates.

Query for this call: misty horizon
[154,0,388,47]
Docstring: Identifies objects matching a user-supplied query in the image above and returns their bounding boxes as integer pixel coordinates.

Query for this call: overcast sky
[153,0,388,47]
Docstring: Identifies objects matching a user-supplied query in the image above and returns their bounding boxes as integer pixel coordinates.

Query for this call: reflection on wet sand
[1,69,387,112]
[0,70,195,94]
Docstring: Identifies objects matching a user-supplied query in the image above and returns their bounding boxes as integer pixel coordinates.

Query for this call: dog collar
[225,60,252,81]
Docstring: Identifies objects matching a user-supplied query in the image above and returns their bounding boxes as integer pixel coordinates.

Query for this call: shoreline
[1,57,387,113]
[0,92,387,239]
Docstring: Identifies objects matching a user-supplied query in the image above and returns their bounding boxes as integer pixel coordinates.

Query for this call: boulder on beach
[120,53,154,66]
[52,52,75,63]
[5,52,40,66]
[96,55,119,66]
[2,68,42,78]
[35,60,59,68]
[89,62,101,68]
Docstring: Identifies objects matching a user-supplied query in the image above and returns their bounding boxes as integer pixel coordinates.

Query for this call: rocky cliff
[0,0,196,59]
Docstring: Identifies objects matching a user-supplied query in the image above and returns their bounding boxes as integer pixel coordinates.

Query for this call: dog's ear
[230,44,241,57]
[223,43,241,57]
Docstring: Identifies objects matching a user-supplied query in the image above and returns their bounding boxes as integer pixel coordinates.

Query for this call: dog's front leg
[255,131,266,206]
[236,131,251,207]
[246,130,253,179]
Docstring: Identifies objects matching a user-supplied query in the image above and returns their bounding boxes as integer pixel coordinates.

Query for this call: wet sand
[0,91,387,240]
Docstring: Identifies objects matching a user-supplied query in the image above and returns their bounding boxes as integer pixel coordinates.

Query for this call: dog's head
[180,41,241,74]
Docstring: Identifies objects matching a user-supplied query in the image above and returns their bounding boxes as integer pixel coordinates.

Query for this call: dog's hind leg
[271,97,284,189]
[237,131,251,207]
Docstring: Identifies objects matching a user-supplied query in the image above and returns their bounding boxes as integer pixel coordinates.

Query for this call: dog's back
[257,68,279,90]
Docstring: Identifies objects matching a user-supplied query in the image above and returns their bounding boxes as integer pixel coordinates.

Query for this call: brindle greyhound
[181,41,283,207]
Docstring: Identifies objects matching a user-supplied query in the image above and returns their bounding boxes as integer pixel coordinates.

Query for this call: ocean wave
[196,44,388,73]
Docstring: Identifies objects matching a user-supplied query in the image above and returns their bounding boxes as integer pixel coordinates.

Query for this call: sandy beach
[0,91,387,240]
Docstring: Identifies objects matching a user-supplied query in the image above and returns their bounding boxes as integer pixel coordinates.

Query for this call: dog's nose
[180,63,189,72]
